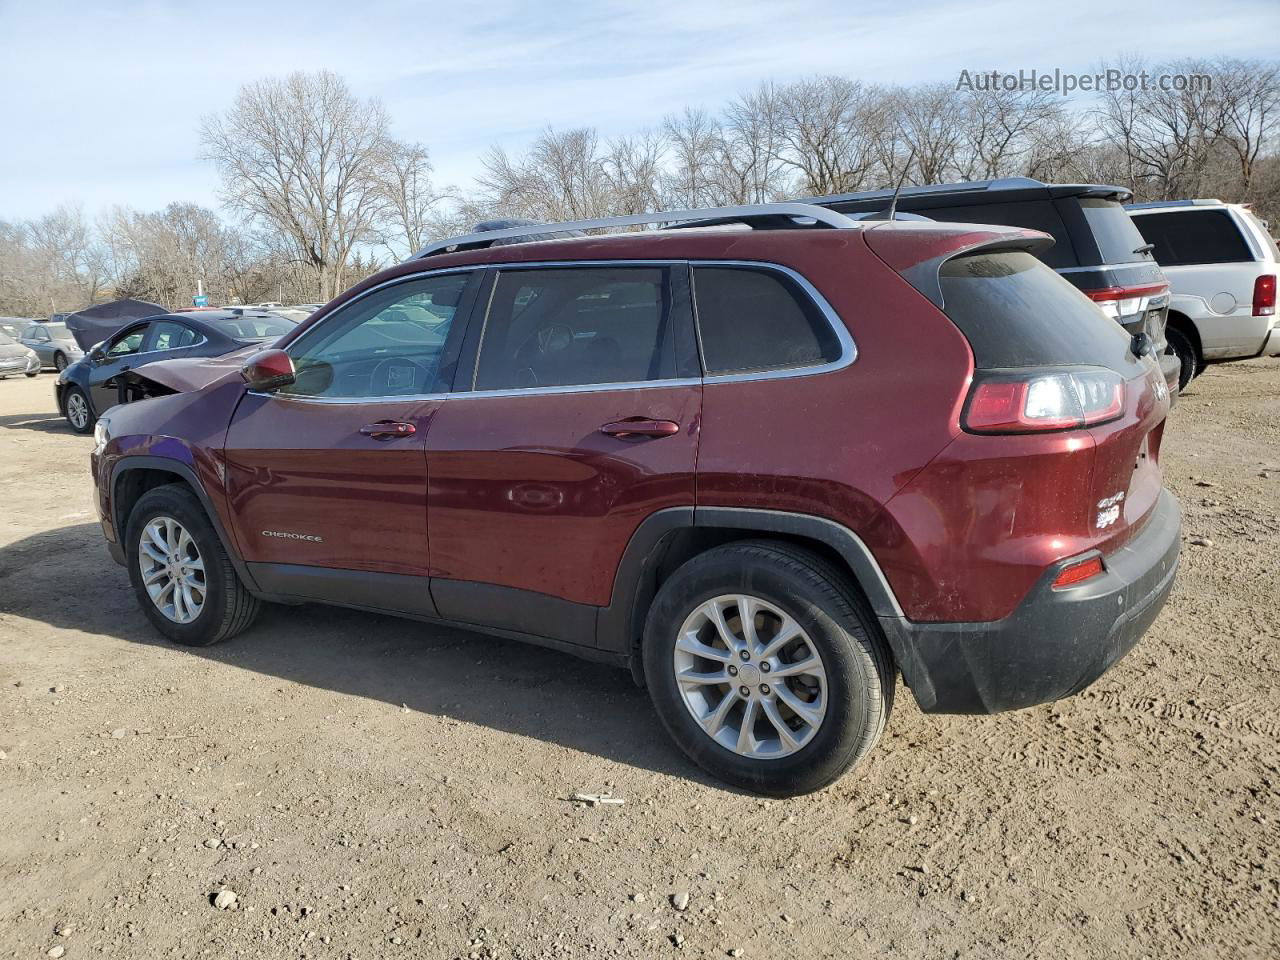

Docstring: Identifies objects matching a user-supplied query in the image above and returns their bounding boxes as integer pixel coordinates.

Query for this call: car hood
[129,345,260,393]
[0,342,33,359]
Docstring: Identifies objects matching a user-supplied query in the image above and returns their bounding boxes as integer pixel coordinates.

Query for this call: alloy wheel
[673,594,827,759]
[66,392,89,430]
[138,516,207,624]
[54,354,67,371]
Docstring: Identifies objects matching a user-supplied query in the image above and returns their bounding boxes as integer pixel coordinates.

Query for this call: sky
[1,0,1278,221]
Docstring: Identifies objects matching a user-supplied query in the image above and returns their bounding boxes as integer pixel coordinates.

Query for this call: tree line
[2,57,1277,318]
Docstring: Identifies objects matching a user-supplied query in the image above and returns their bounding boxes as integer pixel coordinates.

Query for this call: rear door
[221,271,479,614]
[424,263,701,644]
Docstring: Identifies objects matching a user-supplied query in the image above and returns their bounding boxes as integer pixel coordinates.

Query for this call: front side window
[27,326,49,342]
[693,266,841,375]
[107,325,148,357]
[282,272,470,399]
[474,267,676,390]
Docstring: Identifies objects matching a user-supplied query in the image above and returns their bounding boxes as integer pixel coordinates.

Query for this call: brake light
[1052,555,1105,589]
[1085,282,1169,320]
[1254,275,1276,317]
[963,369,1125,434]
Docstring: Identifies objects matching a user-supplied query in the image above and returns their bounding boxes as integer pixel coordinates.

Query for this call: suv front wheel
[643,541,894,796]
[125,485,261,646]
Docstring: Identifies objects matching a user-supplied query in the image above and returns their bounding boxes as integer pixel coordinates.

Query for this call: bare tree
[201,70,394,300]
[1214,58,1280,196]
[375,141,441,259]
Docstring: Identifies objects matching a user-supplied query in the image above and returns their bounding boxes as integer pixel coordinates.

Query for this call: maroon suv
[90,204,1181,796]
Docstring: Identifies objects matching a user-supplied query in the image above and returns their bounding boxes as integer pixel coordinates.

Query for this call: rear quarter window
[692,266,841,375]
[1132,209,1256,266]
[939,250,1132,370]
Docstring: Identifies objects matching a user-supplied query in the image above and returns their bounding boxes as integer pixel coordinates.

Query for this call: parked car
[0,317,34,340]
[57,310,296,433]
[0,331,41,379]
[20,320,84,371]
[91,204,1179,796]
[1125,200,1280,388]
[798,178,1182,400]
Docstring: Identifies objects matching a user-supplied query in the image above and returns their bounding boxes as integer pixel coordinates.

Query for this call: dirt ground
[0,363,1277,960]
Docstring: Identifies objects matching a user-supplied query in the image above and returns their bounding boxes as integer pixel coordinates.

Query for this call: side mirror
[90,346,106,363]
[241,348,295,392]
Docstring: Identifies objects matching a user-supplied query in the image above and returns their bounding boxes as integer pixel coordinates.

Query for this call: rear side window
[475,267,676,390]
[693,267,840,375]
[914,201,1076,268]
[1078,199,1151,264]
[1131,210,1254,266]
[939,251,1131,370]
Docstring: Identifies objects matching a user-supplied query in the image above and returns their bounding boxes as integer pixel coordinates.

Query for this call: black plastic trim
[430,577,596,646]
[249,562,439,619]
[110,456,260,592]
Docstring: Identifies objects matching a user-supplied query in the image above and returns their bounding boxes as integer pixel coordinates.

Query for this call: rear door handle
[360,420,416,440]
[600,418,680,439]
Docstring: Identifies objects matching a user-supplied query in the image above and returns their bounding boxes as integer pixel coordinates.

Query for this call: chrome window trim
[259,257,857,404]
[691,260,857,385]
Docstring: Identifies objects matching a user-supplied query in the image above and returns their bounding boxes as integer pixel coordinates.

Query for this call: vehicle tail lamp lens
[1253,274,1276,317]
[1052,555,1105,589]
[1086,282,1169,320]
[963,369,1124,434]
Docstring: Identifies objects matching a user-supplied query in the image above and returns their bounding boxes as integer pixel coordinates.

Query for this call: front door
[222,270,480,616]
[90,322,151,413]
[425,263,702,643]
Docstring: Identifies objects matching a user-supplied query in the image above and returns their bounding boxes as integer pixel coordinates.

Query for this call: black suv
[802,178,1180,399]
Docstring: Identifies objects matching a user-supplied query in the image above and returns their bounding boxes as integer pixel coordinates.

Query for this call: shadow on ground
[0,408,68,434]
[0,521,717,786]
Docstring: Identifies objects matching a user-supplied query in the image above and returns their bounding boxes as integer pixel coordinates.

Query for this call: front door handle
[360,420,416,440]
[600,418,680,439]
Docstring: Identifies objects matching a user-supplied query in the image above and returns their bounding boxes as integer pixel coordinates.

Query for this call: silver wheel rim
[673,594,828,760]
[138,516,207,624]
[67,392,88,429]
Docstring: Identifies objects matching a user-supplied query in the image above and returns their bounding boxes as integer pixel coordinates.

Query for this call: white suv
[1127,200,1280,389]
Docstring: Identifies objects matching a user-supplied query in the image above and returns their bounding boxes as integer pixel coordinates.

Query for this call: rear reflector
[964,368,1125,434]
[1052,555,1105,589]
[1254,275,1276,317]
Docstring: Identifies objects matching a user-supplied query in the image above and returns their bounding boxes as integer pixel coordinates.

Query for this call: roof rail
[411,203,861,259]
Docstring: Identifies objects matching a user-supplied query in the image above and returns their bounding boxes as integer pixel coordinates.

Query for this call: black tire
[1165,326,1199,392]
[642,540,894,796]
[25,371,38,378]
[63,386,95,434]
[53,352,67,371]
[125,485,261,646]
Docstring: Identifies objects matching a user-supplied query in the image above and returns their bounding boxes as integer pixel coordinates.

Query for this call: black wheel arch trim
[109,456,261,593]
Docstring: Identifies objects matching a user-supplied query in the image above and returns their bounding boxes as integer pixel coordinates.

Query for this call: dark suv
[800,178,1182,399]
[90,204,1181,796]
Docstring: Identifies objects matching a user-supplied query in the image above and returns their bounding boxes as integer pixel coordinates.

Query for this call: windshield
[45,322,71,338]
[207,315,296,340]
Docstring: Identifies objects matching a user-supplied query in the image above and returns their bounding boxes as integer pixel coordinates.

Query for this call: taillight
[1085,282,1169,320]
[963,368,1125,434]
[1254,275,1276,317]
[1052,554,1105,589]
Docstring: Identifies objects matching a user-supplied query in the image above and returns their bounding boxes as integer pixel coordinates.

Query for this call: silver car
[19,321,84,371]
[0,331,41,378]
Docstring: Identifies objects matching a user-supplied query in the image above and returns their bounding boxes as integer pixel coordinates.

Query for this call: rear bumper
[1158,350,1181,401]
[1262,325,1280,358]
[883,489,1181,714]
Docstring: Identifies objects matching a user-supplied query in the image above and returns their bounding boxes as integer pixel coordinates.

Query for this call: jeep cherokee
[90,203,1181,796]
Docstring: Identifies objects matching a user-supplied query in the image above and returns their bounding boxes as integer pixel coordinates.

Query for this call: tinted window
[1078,199,1151,264]
[1131,209,1254,266]
[207,314,295,340]
[939,251,1131,370]
[1241,210,1280,261]
[26,326,48,341]
[107,326,148,357]
[283,272,469,399]
[148,321,201,352]
[475,267,675,390]
[46,323,72,340]
[914,201,1076,268]
[693,267,840,375]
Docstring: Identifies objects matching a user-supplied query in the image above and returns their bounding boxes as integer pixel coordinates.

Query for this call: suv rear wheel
[125,485,261,646]
[642,541,893,796]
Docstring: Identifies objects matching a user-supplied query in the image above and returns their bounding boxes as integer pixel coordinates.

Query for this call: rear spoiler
[863,223,1055,308]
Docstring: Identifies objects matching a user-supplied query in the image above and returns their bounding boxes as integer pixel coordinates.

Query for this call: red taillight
[1085,282,1169,320]
[1052,555,1105,589]
[1254,275,1277,317]
[963,369,1125,434]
